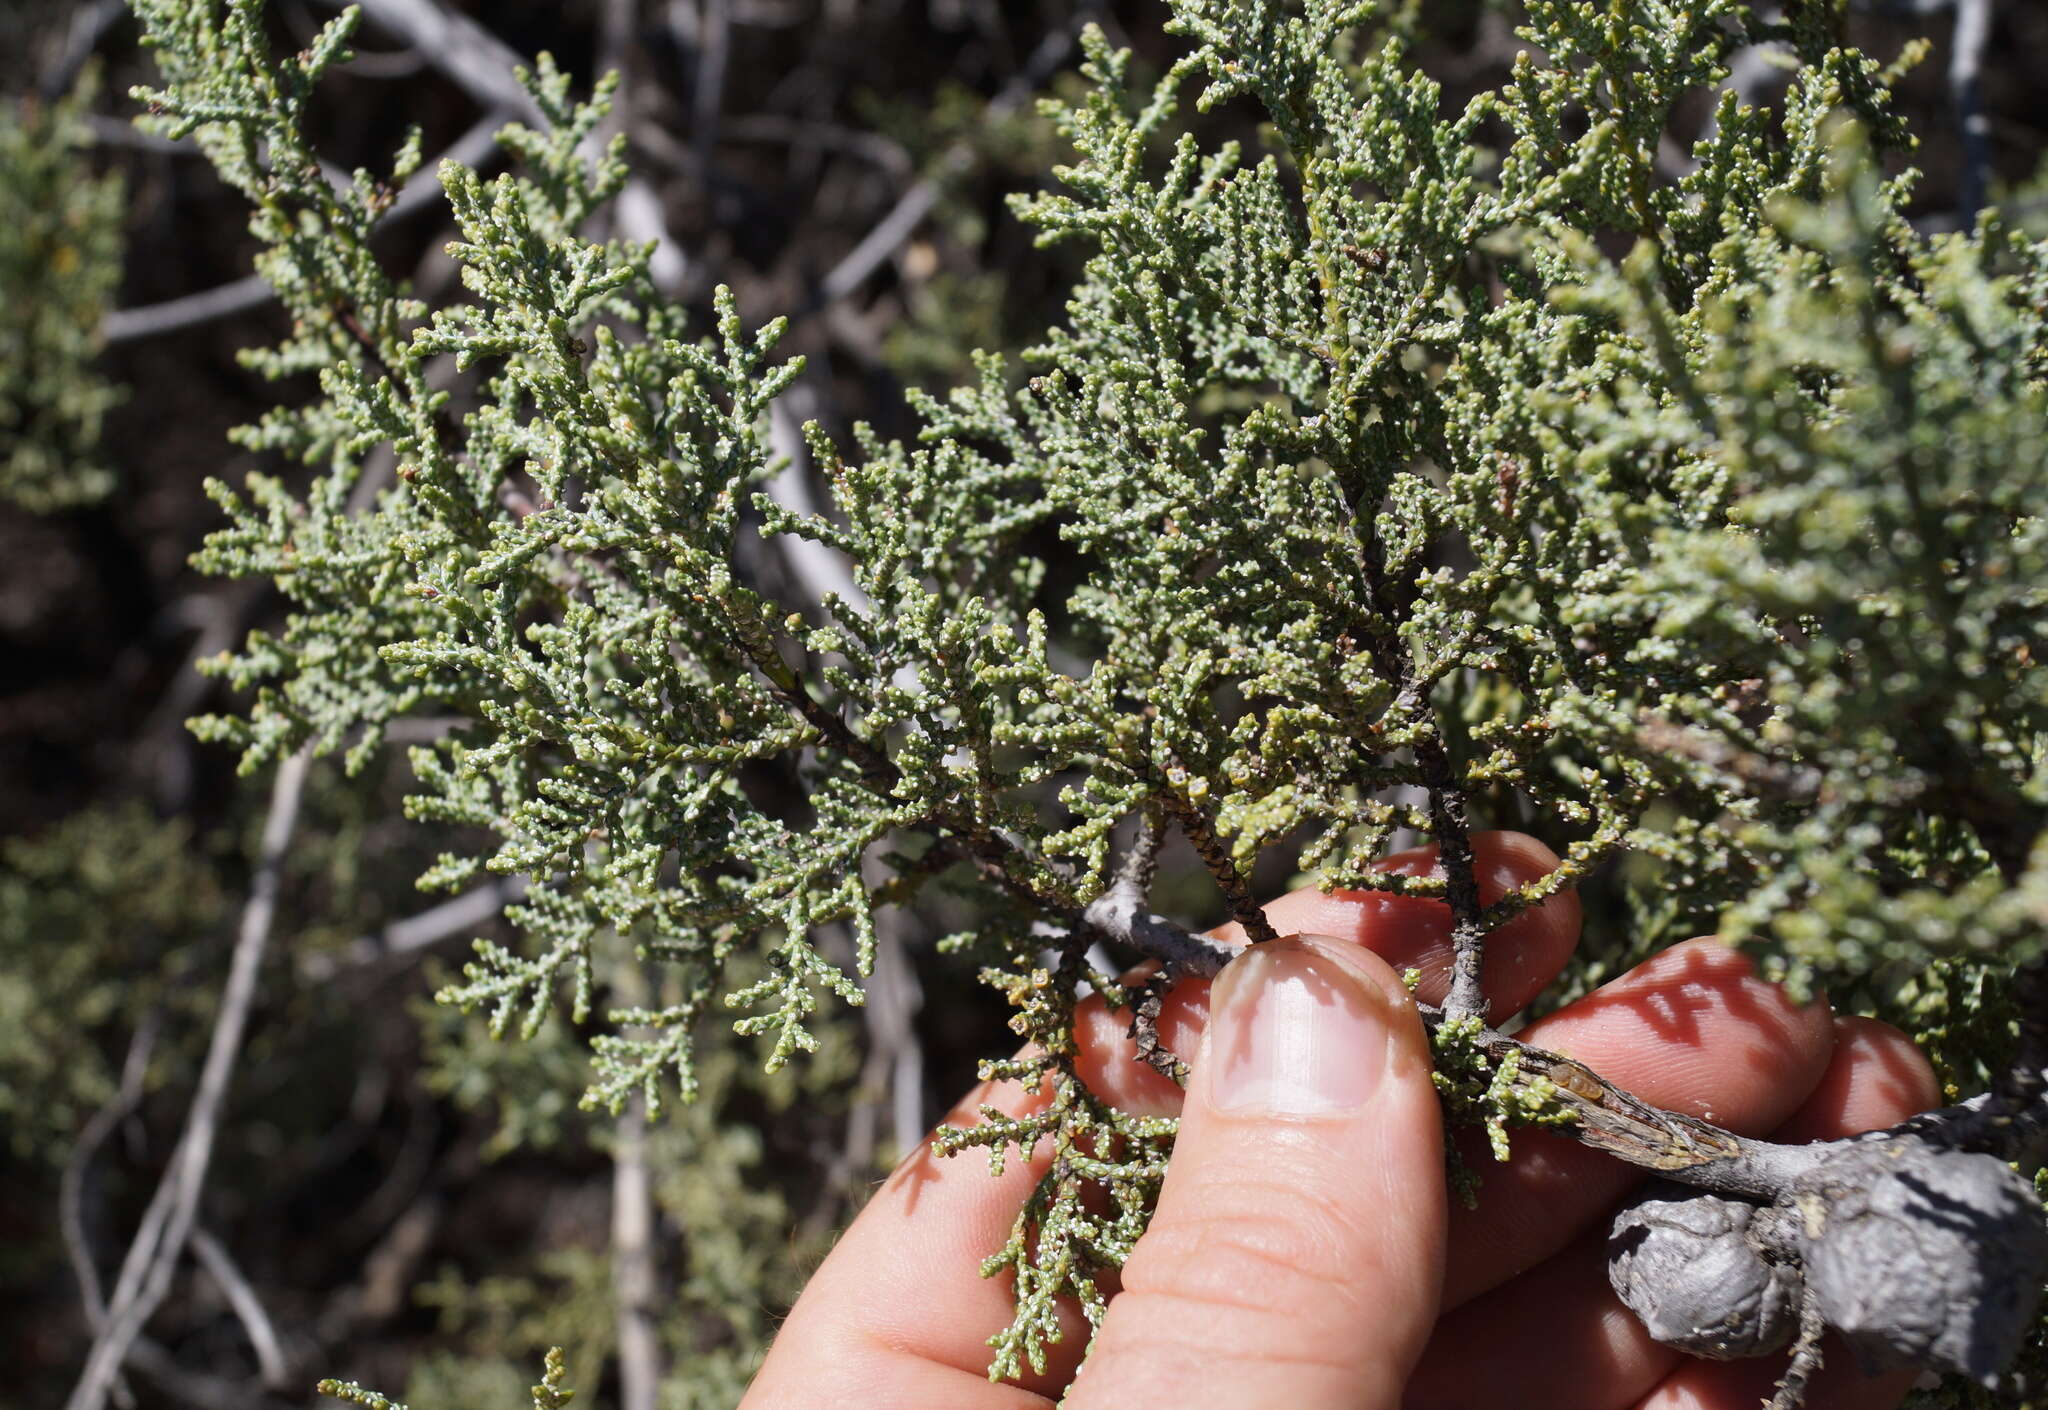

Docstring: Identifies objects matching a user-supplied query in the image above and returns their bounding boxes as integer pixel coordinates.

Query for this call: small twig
[1418,743,1487,1021]
[1767,1292,1829,1410]
[189,1228,289,1389]
[1637,716,1823,803]
[102,275,275,345]
[1949,0,1994,224]
[61,1011,162,1338]
[103,111,506,344]
[136,580,267,813]
[1159,791,1278,945]
[1127,971,1189,1087]
[1098,816,1191,1082]
[126,1336,289,1410]
[764,394,867,615]
[296,876,526,982]
[691,0,731,174]
[66,747,313,1410]
[610,1097,661,1410]
[324,0,541,121]
[311,0,682,285]
[809,22,1075,309]
[1043,896,1232,979]
[876,923,928,1157]
[38,0,126,103]
[722,114,913,177]
[312,1188,451,1341]
[59,1012,161,1410]
[589,0,688,293]
[818,182,943,307]
[84,114,189,154]
[1119,810,1165,896]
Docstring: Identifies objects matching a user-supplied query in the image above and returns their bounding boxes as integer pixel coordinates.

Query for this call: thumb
[1066,935,1446,1410]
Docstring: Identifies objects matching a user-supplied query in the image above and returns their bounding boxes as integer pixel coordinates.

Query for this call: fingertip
[1375,829,1570,904]
[1068,934,1446,1410]
[1527,937,1836,1119]
[1470,830,1584,1022]
[1247,830,1582,1024]
[1769,1014,1942,1145]
[1071,978,1213,1116]
[1289,932,1433,1068]
[1474,829,1573,900]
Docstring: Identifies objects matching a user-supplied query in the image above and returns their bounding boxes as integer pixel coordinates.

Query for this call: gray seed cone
[1608,1181,1803,1360]
[1792,1137,2048,1385]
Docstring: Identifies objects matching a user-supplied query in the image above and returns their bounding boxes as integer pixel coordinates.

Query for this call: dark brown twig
[1418,740,1487,1022]
[1161,788,1278,945]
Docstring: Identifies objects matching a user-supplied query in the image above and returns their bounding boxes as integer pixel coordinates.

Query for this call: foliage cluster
[0,74,124,512]
[0,805,222,1165]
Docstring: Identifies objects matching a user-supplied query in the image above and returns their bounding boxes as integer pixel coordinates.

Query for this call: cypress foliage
[132,0,2047,1396]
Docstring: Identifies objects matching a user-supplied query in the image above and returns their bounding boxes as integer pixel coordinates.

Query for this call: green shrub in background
[103,0,2048,1403]
[0,72,124,513]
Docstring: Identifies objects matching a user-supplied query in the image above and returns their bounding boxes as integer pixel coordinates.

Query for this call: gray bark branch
[65,748,312,1410]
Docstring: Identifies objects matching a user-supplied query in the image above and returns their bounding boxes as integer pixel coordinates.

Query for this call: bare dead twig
[1637,716,1824,802]
[812,22,1076,308]
[722,114,913,177]
[38,0,126,104]
[313,1188,451,1341]
[1950,0,1995,223]
[59,1013,162,1410]
[296,875,527,983]
[189,1228,289,1389]
[102,111,507,344]
[873,922,928,1157]
[326,0,687,287]
[66,747,313,1410]
[102,275,276,346]
[60,1011,161,1341]
[125,1337,292,1410]
[690,0,732,174]
[611,1098,661,1410]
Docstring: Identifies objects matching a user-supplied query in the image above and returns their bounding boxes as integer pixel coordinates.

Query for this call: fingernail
[1205,936,1401,1116]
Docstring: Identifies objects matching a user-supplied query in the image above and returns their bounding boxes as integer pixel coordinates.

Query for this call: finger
[1077,830,1584,1120]
[1632,1016,1939,1410]
[1407,1230,1657,1410]
[1626,1344,1918,1410]
[1764,1015,1940,1145]
[1067,937,1445,1410]
[1407,1015,1939,1410]
[746,831,1580,1403]
[1208,831,1585,1025]
[738,1067,1070,1409]
[1438,937,1837,1309]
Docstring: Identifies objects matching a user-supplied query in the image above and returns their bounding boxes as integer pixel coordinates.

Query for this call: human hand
[739,832,1939,1410]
